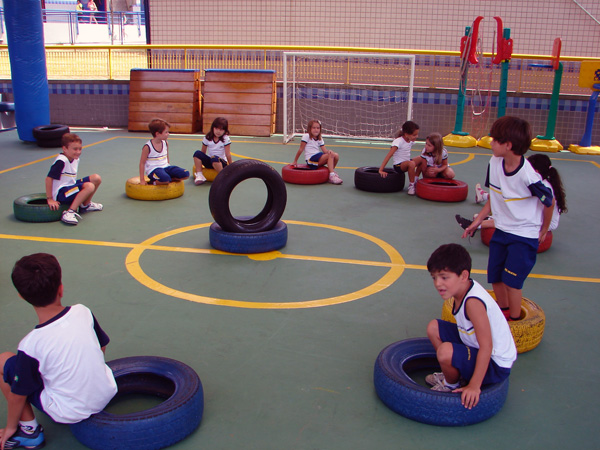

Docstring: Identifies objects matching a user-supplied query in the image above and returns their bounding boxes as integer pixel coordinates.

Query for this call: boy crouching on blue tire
[425,244,517,409]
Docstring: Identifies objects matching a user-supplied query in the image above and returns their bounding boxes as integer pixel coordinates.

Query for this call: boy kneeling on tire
[425,244,517,409]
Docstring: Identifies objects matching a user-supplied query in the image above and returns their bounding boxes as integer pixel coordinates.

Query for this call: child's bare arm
[1,392,27,449]
[292,142,306,165]
[539,198,555,242]
[139,145,149,185]
[462,200,491,238]
[45,177,60,210]
[454,297,493,409]
[379,147,397,177]
[225,144,233,164]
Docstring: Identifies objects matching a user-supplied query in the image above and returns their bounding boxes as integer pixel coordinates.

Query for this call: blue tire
[70,356,203,450]
[209,220,288,254]
[373,338,509,426]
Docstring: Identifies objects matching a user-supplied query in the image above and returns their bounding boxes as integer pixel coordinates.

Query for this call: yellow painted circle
[125,220,406,309]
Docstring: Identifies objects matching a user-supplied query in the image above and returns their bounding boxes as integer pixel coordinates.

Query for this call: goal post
[283,52,415,143]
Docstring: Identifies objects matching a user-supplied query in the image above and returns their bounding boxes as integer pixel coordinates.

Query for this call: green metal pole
[497,28,510,118]
[537,62,563,140]
[452,26,470,136]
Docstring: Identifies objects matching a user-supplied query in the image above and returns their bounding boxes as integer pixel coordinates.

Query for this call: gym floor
[0,128,598,449]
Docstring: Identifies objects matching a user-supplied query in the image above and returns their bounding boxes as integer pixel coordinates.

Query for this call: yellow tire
[125,177,184,201]
[440,291,545,354]
[192,167,219,182]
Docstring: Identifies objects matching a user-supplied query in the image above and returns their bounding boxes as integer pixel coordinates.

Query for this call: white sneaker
[407,183,415,195]
[80,202,103,212]
[194,172,206,185]
[329,172,343,185]
[61,209,81,225]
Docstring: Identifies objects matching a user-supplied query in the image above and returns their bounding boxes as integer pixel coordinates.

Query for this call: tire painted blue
[209,220,288,254]
[4,0,50,142]
[70,356,203,450]
[373,338,509,426]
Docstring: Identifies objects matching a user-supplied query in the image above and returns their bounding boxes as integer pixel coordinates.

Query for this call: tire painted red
[415,178,468,202]
[281,164,329,185]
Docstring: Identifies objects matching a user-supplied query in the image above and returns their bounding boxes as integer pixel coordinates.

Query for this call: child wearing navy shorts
[426,244,517,409]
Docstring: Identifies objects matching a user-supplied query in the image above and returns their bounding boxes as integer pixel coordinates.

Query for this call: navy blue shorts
[306,152,324,168]
[56,176,91,204]
[487,228,538,289]
[3,355,46,414]
[148,166,189,183]
[193,150,227,169]
[437,319,511,385]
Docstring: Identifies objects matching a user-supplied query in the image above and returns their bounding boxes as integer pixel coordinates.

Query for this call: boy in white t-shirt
[378,121,421,195]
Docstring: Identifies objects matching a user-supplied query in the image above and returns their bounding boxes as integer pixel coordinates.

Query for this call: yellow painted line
[449,154,474,166]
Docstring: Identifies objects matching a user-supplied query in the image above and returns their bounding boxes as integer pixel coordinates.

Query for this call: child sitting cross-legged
[425,243,516,409]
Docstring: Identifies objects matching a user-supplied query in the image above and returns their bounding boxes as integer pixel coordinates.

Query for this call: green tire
[13,194,69,223]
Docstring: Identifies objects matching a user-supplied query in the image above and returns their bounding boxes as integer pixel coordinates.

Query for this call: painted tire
[281,164,329,185]
[32,124,70,148]
[13,193,69,223]
[441,292,545,353]
[209,159,287,233]
[70,356,203,450]
[209,220,288,254]
[415,178,468,202]
[125,177,184,201]
[354,166,405,193]
[481,228,553,253]
[373,338,509,426]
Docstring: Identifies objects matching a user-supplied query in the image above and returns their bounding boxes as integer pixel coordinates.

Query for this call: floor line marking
[1,233,598,284]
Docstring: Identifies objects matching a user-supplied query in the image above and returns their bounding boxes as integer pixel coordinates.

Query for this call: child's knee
[90,174,102,185]
[0,351,15,372]
[436,342,454,365]
[426,319,439,339]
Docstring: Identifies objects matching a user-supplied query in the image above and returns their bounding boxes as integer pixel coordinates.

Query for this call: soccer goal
[283,52,415,143]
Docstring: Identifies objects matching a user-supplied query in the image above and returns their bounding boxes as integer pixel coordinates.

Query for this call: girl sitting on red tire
[415,132,455,180]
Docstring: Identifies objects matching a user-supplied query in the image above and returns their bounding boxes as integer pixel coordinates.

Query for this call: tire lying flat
[209,220,288,254]
[281,164,329,185]
[13,193,69,222]
[32,124,70,148]
[354,166,405,193]
[70,356,203,450]
[415,178,468,202]
[125,177,184,201]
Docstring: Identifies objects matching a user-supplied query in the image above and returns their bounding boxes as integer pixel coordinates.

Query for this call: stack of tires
[32,124,70,148]
[209,159,288,253]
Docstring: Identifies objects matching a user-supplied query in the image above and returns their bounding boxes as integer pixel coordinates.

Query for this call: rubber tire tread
[354,166,405,193]
[415,178,469,202]
[125,177,184,201]
[32,124,70,147]
[373,338,509,426]
[69,356,203,450]
[209,220,288,253]
[209,159,287,233]
[13,193,69,222]
[281,164,329,185]
[481,228,552,253]
[441,292,545,353]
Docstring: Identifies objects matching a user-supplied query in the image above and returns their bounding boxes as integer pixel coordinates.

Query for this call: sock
[501,307,510,320]
[443,380,460,389]
[80,203,89,209]
[19,419,39,434]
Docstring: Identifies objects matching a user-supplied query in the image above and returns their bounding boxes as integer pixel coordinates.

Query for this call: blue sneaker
[4,425,45,449]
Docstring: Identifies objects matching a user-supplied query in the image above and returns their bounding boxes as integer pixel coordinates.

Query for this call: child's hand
[461,225,476,238]
[47,198,60,211]
[378,169,388,178]
[139,179,147,186]
[0,425,18,450]
[539,229,548,243]
[453,384,481,409]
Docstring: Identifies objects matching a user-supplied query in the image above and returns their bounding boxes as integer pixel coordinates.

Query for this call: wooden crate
[128,69,201,134]
[202,70,276,137]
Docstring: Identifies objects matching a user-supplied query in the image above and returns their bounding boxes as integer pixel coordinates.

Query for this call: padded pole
[4,0,50,142]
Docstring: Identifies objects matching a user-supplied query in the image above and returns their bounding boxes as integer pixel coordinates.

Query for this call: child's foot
[407,183,415,195]
[475,183,488,204]
[80,201,103,212]
[4,424,45,449]
[328,172,343,185]
[455,214,477,236]
[61,209,81,225]
[194,172,206,185]
[425,372,445,387]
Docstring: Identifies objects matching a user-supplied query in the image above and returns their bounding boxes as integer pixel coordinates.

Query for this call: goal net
[283,52,415,143]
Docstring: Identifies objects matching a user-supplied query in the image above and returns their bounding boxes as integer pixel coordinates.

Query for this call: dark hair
[11,253,62,307]
[427,244,471,276]
[489,116,532,155]
[395,120,420,138]
[528,154,567,214]
[148,118,170,137]
[306,119,322,140]
[205,117,230,142]
[62,133,82,148]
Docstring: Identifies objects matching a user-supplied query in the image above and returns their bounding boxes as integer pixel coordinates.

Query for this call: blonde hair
[426,132,444,166]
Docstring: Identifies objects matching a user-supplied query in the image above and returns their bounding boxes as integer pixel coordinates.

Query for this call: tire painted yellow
[125,177,184,201]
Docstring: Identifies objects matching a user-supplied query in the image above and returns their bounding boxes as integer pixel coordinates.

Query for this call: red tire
[281,164,329,185]
[415,178,468,202]
[481,228,553,253]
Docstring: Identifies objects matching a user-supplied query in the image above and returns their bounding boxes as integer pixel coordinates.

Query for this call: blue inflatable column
[4,0,50,142]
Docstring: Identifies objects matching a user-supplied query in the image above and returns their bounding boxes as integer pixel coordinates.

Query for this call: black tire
[32,124,70,148]
[70,356,203,450]
[354,166,405,193]
[209,159,287,233]
[210,219,288,253]
[373,338,509,426]
[13,193,69,223]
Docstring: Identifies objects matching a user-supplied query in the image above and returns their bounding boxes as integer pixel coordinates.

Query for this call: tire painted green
[13,193,69,223]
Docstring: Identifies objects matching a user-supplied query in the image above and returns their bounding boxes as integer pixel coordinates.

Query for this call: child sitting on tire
[378,120,421,195]
[415,132,455,180]
[0,253,117,449]
[425,244,516,409]
[45,133,103,226]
